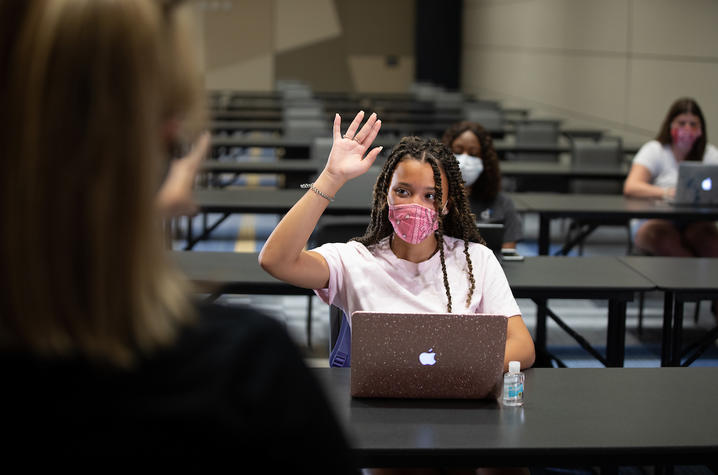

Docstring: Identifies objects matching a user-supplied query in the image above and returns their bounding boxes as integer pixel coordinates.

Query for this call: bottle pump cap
[508,361,520,373]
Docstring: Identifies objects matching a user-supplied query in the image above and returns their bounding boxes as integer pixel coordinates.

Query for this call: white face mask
[454,153,483,186]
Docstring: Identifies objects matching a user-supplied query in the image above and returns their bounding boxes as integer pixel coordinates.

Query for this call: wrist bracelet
[301,183,335,202]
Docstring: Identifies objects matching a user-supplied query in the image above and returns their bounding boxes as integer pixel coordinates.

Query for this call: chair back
[311,137,332,161]
[509,119,561,162]
[311,215,370,367]
[476,222,505,254]
[283,118,328,139]
[463,103,504,131]
[570,136,624,194]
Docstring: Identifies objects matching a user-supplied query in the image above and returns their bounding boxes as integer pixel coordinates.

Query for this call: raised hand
[156,131,210,218]
[324,111,382,183]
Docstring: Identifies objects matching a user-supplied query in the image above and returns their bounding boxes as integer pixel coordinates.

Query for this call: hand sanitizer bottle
[503,361,524,406]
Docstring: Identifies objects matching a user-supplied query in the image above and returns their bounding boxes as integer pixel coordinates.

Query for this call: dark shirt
[469,191,524,244]
[2,302,356,472]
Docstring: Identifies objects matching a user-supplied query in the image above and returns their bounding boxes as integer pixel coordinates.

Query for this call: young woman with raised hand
[259,112,535,372]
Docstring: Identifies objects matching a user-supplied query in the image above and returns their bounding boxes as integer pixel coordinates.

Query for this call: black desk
[199,159,322,188]
[211,136,639,159]
[211,110,282,121]
[201,160,321,175]
[502,256,654,367]
[186,188,373,249]
[517,193,718,255]
[173,252,653,367]
[210,135,398,159]
[620,257,718,366]
[200,153,629,192]
[500,161,629,181]
[314,367,718,468]
[189,187,530,248]
[173,250,311,297]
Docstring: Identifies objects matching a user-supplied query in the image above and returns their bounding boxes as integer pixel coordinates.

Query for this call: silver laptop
[671,162,718,206]
[350,311,508,399]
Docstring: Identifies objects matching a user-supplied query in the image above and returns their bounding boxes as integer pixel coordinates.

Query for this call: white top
[632,140,718,188]
[311,235,521,326]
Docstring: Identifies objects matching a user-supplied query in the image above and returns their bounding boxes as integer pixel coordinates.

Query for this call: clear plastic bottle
[503,360,524,406]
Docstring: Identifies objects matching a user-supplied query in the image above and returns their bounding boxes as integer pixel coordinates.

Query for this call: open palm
[325,111,383,182]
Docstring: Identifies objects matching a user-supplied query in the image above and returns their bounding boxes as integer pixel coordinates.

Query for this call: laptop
[671,162,718,206]
[350,311,508,399]
[476,222,505,254]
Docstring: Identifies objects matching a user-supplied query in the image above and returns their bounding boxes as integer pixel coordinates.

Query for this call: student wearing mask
[442,121,524,249]
[259,112,535,373]
[624,98,718,319]
[624,98,718,258]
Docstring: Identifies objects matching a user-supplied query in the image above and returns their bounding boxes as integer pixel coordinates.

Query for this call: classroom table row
[184,189,717,254]
[208,134,639,158]
[209,119,607,141]
[199,157,631,189]
[172,250,718,367]
[313,366,718,469]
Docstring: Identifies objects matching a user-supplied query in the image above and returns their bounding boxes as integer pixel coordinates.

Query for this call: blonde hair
[0,0,205,367]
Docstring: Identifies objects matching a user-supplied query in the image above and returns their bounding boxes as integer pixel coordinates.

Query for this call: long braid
[353,136,485,311]
[427,157,452,312]
[440,150,480,307]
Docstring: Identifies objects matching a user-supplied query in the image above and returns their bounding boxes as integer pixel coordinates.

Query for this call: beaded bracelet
[300,183,335,202]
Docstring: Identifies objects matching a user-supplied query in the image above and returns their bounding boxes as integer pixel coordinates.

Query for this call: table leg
[186,215,194,249]
[534,298,550,366]
[660,292,674,367]
[606,300,627,367]
[670,297,685,366]
[538,215,550,256]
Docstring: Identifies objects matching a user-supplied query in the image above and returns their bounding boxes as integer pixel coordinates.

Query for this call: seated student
[624,98,718,258]
[259,112,535,373]
[624,97,718,318]
[441,121,524,249]
[0,1,354,471]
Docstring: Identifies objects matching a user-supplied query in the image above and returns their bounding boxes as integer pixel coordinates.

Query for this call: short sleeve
[632,140,663,179]
[497,194,523,243]
[309,242,348,309]
[704,144,718,164]
[474,248,522,317]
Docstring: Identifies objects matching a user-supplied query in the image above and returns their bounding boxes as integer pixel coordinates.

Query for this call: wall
[462,0,718,145]
[192,0,415,93]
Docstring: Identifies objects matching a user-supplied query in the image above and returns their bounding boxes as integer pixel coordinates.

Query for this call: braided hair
[353,137,485,312]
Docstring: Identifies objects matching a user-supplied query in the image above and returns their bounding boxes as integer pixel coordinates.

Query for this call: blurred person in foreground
[0,1,354,471]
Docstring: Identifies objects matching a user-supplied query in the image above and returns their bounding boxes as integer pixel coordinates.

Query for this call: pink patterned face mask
[388,203,439,244]
[671,126,701,150]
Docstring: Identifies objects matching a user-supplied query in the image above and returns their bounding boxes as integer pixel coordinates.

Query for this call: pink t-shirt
[311,235,521,326]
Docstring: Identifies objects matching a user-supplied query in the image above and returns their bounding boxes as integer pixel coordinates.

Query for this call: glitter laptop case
[350,311,508,399]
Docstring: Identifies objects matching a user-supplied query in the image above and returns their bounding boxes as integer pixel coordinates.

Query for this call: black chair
[508,119,565,192]
[475,222,504,255]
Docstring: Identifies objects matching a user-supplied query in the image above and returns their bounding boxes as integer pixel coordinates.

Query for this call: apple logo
[419,348,437,366]
[701,177,712,191]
